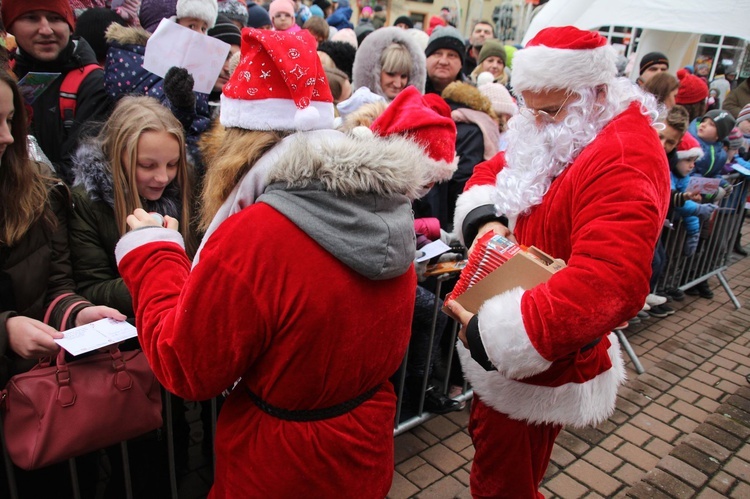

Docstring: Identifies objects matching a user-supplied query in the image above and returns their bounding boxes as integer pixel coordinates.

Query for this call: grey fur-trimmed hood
[352,27,426,100]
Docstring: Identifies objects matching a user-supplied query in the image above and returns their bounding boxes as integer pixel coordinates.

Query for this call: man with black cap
[2,0,111,184]
[424,25,467,95]
[638,51,669,86]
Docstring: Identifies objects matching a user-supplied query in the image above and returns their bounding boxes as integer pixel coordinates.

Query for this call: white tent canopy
[523,0,750,44]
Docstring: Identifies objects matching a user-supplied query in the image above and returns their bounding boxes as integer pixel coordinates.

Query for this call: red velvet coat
[453,103,670,427]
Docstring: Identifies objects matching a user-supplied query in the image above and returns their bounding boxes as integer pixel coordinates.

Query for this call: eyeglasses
[518,93,572,123]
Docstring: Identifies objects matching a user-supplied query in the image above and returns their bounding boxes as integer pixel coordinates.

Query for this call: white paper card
[55,319,137,356]
[416,240,452,263]
[143,18,230,94]
[687,176,721,195]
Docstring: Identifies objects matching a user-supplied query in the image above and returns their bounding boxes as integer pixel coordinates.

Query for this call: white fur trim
[220,96,335,131]
[676,147,704,160]
[478,287,553,379]
[452,184,497,245]
[115,228,185,265]
[512,44,617,94]
[427,156,459,184]
[176,0,218,28]
[457,332,626,427]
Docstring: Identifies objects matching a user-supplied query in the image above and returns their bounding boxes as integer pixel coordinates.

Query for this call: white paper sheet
[55,319,137,356]
[416,240,452,263]
[143,18,230,94]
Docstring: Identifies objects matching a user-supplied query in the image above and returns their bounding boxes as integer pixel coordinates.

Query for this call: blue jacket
[688,120,728,178]
[327,7,353,30]
[670,171,700,234]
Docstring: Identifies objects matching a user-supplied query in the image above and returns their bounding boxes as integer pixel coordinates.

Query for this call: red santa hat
[220,28,335,131]
[675,133,703,160]
[370,86,458,184]
[511,26,617,94]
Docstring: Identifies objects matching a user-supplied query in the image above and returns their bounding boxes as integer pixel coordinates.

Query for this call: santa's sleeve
[452,153,508,246]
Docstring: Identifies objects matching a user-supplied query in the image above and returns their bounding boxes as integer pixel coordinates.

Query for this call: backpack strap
[59,64,101,130]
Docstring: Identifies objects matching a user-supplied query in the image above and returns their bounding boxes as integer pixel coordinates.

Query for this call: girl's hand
[126,208,179,231]
[6,316,63,359]
[75,305,127,327]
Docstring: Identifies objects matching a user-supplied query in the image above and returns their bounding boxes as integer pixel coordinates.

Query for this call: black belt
[581,337,602,352]
[245,384,381,422]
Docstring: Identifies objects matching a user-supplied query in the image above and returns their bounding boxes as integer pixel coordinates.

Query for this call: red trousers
[468,397,562,498]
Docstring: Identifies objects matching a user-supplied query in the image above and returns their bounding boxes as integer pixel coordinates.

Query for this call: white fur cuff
[115,228,185,265]
[478,286,553,380]
[453,184,497,245]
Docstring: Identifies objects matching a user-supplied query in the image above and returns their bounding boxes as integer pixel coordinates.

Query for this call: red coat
[118,206,414,496]
[453,103,670,427]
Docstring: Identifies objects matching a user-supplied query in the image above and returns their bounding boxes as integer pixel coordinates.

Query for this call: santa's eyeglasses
[518,93,572,123]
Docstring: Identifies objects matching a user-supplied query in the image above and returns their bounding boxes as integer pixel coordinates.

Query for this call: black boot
[734,243,748,256]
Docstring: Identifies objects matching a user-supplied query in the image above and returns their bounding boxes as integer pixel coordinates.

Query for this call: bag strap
[43,292,74,325]
[59,64,101,130]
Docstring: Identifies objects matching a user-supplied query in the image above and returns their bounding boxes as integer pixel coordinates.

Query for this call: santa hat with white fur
[176,0,219,30]
[512,26,617,94]
[370,86,458,185]
[676,133,703,160]
[220,28,335,131]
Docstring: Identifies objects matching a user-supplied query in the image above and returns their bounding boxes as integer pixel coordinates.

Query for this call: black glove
[164,67,195,109]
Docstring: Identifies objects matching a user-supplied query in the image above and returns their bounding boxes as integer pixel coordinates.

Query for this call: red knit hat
[675,68,708,105]
[220,28,334,131]
[512,26,617,93]
[675,133,703,160]
[370,86,458,183]
[2,0,76,31]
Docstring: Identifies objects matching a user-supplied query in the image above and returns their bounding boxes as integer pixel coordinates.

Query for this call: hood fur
[442,81,497,119]
[266,130,435,200]
[105,23,150,46]
[352,27,426,100]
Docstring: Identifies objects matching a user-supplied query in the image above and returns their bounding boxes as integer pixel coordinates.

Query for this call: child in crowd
[69,96,195,318]
[175,0,218,33]
[689,109,737,178]
[303,15,330,45]
[670,133,717,257]
[477,80,517,152]
[737,104,750,145]
[270,0,300,33]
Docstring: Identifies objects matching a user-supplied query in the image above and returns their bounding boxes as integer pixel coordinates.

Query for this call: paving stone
[670,442,721,475]
[638,373,674,392]
[414,475,465,499]
[668,385,701,404]
[441,431,472,453]
[739,443,750,462]
[394,432,429,463]
[615,397,642,416]
[644,437,674,459]
[583,447,623,473]
[695,487,730,499]
[672,415,700,434]
[551,442,577,467]
[421,416,460,440]
[724,456,750,481]
[729,480,750,498]
[567,426,607,446]
[406,462,443,489]
[643,403,679,425]
[599,434,624,452]
[689,369,721,387]
[443,407,470,428]
[452,467,470,487]
[718,403,750,427]
[619,386,653,407]
[665,353,699,372]
[555,430,591,457]
[642,468,696,498]
[629,413,681,443]
[656,454,708,488]
[566,459,623,496]
[629,379,664,400]
[614,462,646,487]
[625,480,673,499]
[695,396,721,414]
[680,378,725,400]
[459,445,474,461]
[705,413,750,440]
[695,421,743,451]
[412,426,440,446]
[420,443,466,475]
[713,367,748,387]
[544,472,588,498]
[387,472,419,499]
[614,423,651,446]
[660,360,691,378]
[396,455,426,475]
[726,393,750,415]
[670,399,711,423]
[615,443,660,472]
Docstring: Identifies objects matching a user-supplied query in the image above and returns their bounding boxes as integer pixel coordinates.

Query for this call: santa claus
[445,26,671,497]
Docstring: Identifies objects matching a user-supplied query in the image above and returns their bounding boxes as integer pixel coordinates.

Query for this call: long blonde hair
[99,96,193,247]
[0,69,57,246]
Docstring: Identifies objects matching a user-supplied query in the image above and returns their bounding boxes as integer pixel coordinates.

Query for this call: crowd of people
[0,0,748,498]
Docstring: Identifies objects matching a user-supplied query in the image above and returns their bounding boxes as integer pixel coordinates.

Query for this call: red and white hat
[370,86,458,184]
[676,133,704,160]
[220,28,334,131]
[512,26,617,94]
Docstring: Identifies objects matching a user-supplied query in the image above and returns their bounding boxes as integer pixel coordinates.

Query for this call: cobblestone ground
[389,246,750,498]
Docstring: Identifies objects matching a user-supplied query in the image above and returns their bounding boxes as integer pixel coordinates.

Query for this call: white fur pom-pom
[476,71,494,88]
[350,126,374,139]
[294,106,321,131]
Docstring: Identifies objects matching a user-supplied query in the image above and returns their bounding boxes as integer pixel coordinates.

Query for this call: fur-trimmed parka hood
[352,27,426,99]
[105,23,151,47]
[70,141,181,218]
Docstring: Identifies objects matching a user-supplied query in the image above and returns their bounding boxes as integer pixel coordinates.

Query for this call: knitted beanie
[737,104,750,126]
[478,81,517,117]
[140,0,178,33]
[207,14,241,45]
[310,5,325,18]
[726,127,744,150]
[639,51,669,75]
[477,39,506,66]
[269,0,295,18]
[702,109,736,143]
[393,16,413,29]
[331,28,357,48]
[675,68,709,105]
[354,23,374,46]
[218,0,249,26]
[2,0,76,30]
[317,40,356,79]
[246,2,271,28]
[425,26,465,64]
[74,8,128,62]
[176,0,218,28]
